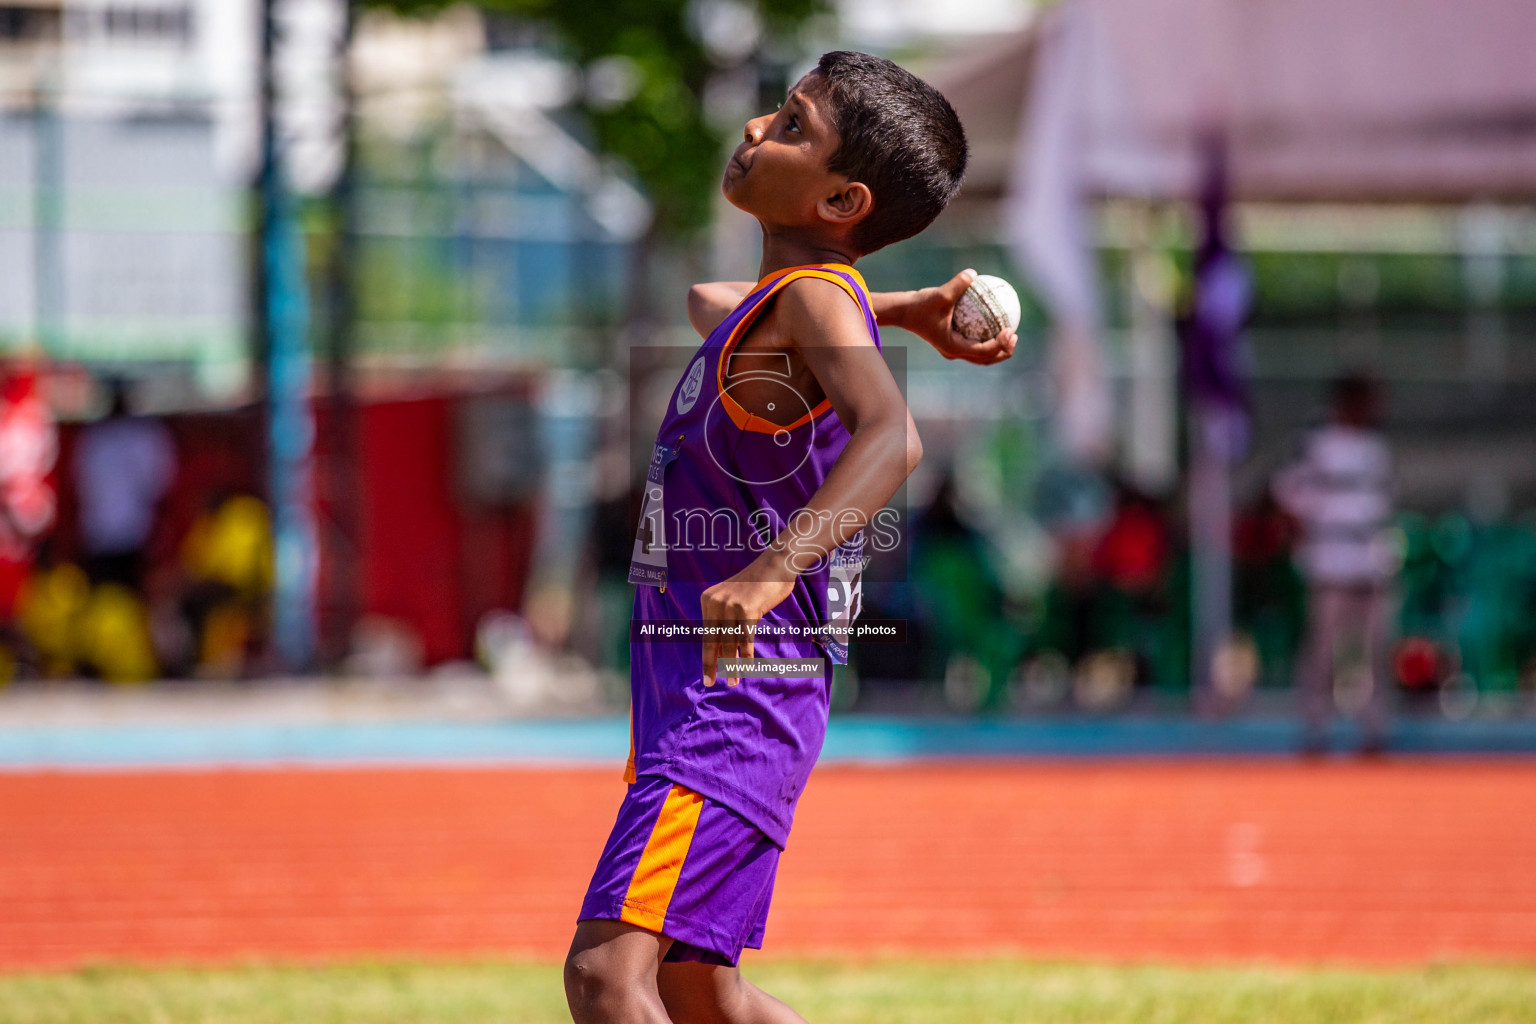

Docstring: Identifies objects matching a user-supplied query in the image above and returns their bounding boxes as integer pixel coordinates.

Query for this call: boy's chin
[720,185,760,216]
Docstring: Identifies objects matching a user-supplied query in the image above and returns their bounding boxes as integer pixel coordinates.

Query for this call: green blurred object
[365,0,826,239]
[1395,513,1536,696]
[1033,563,1189,695]
[912,533,1023,707]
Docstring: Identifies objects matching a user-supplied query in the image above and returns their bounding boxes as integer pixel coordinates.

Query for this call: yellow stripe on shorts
[620,784,704,931]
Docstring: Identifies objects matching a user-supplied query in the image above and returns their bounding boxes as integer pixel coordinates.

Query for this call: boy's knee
[563,947,619,1016]
[564,934,658,1024]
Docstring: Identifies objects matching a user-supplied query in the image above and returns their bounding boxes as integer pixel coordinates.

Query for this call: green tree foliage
[365,0,825,237]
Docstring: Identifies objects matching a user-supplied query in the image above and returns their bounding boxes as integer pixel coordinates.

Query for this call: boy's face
[722,73,857,236]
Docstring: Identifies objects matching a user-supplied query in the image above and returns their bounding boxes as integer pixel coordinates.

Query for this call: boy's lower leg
[565,920,674,1024]
[658,961,809,1024]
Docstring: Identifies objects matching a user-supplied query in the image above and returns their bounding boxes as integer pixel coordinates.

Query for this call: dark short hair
[812,51,967,254]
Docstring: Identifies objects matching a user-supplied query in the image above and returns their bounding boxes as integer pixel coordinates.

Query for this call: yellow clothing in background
[182,495,274,598]
[18,563,90,677]
[76,583,158,684]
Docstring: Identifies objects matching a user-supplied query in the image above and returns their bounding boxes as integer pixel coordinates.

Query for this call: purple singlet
[626,263,880,847]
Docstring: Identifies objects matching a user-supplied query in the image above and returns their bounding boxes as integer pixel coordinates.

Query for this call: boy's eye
[786,114,801,133]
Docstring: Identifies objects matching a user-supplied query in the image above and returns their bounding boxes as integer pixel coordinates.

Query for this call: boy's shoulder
[768,269,873,348]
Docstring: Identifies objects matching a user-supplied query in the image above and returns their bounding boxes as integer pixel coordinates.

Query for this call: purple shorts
[578,774,780,967]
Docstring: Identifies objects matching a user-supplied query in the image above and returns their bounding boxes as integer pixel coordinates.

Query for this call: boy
[566,51,1015,1024]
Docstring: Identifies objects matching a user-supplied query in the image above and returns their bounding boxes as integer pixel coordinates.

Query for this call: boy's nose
[743,115,768,145]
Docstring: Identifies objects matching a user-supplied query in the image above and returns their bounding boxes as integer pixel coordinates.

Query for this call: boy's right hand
[878,269,1018,365]
[700,563,797,688]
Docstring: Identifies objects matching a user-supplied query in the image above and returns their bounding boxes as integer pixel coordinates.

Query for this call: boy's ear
[817,181,873,230]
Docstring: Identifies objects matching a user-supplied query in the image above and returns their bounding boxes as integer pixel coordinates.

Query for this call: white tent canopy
[937,0,1536,205]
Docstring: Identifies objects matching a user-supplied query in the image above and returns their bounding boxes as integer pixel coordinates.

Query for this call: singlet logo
[676,356,706,415]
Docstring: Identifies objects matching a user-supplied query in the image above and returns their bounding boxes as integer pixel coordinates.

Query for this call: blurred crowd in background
[0,372,273,683]
[0,0,1533,729]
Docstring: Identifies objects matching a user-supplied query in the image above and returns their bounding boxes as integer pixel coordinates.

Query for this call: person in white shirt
[73,379,177,592]
[1273,374,1394,755]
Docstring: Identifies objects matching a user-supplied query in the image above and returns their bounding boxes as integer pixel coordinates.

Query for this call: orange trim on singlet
[754,261,870,293]
[714,264,873,435]
[618,784,704,932]
[623,707,637,784]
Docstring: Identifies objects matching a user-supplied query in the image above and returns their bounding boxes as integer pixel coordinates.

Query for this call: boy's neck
[756,226,858,280]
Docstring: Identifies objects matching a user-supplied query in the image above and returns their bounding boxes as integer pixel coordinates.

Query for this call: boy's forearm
[749,413,918,582]
[867,290,920,331]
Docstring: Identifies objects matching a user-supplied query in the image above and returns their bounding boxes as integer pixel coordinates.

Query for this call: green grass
[2,959,1536,1024]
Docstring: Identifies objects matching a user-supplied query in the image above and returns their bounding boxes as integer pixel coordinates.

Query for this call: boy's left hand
[700,566,796,687]
[893,269,1018,365]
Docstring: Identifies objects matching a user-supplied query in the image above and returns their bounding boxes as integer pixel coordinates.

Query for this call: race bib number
[629,436,683,586]
[824,535,864,662]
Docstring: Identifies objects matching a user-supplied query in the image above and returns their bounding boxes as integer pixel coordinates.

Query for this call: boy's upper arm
[776,277,904,434]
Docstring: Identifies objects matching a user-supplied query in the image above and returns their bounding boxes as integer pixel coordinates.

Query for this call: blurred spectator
[0,366,59,671]
[1094,482,1169,595]
[75,582,159,684]
[1089,481,1175,690]
[1033,465,1113,675]
[73,379,176,592]
[17,541,89,678]
[1233,491,1304,690]
[913,475,1018,709]
[1273,373,1394,754]
[179,490,273,677]
[17,535,160,684]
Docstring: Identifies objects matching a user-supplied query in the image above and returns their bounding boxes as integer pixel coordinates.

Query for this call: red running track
[2,761,1535,969]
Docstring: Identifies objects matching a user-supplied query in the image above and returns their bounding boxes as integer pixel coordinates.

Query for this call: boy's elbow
[685,285,709,332]
[904,421,924,477]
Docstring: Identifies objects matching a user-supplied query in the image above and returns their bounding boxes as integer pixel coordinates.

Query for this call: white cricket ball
[952,274,1021,341]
